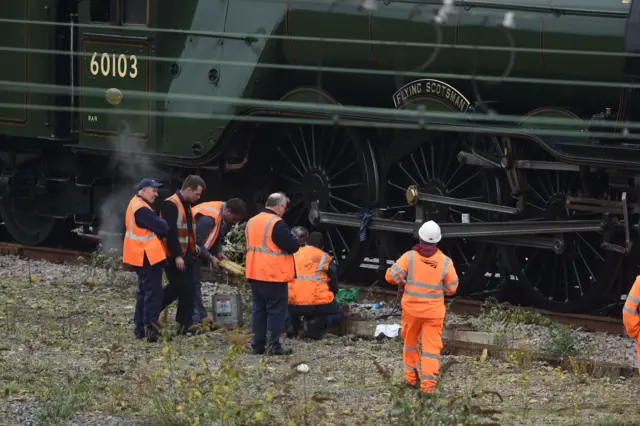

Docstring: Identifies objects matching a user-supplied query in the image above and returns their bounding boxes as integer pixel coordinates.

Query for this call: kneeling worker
[287,232,344,339]
[385,220,459,393]
[123,179,169,343]
[191,198,247,325]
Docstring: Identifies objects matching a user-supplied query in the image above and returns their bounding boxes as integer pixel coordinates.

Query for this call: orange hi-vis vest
[245,211,295,282]
[623,276,640,373]
[623,276,640,338]
[122,196,167,267]
[192,201,225,251]
[288,245,334,305]
[161,193,196,257]
[385,249,459,318]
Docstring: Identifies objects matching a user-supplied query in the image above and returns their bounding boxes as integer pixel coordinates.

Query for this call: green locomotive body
[0,0,639,313]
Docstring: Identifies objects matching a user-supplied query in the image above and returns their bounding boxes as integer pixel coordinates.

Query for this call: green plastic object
[335,288,359,304]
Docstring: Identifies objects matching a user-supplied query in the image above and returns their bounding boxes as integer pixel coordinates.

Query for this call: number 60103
[89,52,138,79]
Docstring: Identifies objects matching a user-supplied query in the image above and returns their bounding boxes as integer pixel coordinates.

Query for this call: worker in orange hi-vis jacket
[385,220,459,393]
[622,276,640,374]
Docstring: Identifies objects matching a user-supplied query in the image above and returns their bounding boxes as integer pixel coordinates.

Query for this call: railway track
[0,241,625,335]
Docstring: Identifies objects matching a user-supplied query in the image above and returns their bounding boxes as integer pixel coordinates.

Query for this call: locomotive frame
[1,0,640,313]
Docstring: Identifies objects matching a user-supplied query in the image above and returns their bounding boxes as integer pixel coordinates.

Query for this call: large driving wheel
[502,143,621,312]
[268,123,379,277]
[379,131,502,295]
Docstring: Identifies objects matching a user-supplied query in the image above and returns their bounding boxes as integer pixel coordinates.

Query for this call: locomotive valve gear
[622,276,640,374]
[124,178,169,343]
[245,192,299,356]
[192,198,247,326]
[160,175,206,335]
[287,232,344,340]
[385,220,459,393]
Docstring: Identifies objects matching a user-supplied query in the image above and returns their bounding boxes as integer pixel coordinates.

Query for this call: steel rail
[0,240,624,334]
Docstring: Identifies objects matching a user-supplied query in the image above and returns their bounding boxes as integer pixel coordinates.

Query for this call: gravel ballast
[0,254,639,425]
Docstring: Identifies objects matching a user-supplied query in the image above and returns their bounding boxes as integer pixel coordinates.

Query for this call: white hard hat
[418,220,442,243]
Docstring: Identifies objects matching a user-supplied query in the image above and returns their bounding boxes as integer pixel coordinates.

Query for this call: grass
[0,258,639,425]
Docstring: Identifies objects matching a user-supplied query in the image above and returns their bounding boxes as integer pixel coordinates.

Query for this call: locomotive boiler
[0,0,639,313]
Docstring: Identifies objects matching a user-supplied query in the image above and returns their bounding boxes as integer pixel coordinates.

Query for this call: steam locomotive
[1,0,640,313]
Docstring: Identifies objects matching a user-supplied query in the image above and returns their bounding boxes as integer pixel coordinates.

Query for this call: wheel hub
[544,193,568,220]
[302,168,330,210]
[420,180,450,221]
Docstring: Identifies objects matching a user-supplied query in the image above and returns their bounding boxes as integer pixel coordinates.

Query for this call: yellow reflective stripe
[440,256,450,283]
[406,251,445,295]
[623,305,638,315]
[125,201,157,242]
[420,374,438,381]
[627,294,640,305]
[403,363,418,370]
[444,279,459,290]
[403,289,444,299]
[246,247,290,256]
[203,202,224,249]
[421,351,440,360]
[404,343,420,352]
[390,269,402,282]
[391,263,406,279]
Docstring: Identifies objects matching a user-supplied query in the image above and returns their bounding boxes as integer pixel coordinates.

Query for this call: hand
[175,256,185,272]
[195,245,201,255]
[210,255,220,268]
[218,253,229,262]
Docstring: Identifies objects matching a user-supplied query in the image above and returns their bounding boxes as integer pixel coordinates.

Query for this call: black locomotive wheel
[268,123,379,276]
[503,145,620,313]
[380,132,501,295]
[0,162,68,246]
[0,205,64,246]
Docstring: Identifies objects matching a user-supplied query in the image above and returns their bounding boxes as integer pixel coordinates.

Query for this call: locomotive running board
[308,202,602,240]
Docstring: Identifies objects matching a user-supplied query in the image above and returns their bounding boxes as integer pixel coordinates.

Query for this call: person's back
[289,244,335,306]
[388,244,458,319]
[384,220,458,393]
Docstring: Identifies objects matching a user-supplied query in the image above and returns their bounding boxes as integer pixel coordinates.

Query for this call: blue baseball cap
[137,178,163,191]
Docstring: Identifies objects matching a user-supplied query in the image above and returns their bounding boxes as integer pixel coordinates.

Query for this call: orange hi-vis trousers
[401,310,443,393]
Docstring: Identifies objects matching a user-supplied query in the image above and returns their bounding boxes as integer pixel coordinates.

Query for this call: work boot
[266,347,293,356]
[305,318,324,340]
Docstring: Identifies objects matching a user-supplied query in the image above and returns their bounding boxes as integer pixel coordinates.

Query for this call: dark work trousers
[249,280,288,353]
[288,300,344,335]
[192,257,208,324]
[161,259,196,332]
[133,262,165,338]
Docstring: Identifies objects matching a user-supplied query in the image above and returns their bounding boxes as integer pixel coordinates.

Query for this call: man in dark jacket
[192,198,247,325]
[245,192,299,355]
[128,178,170,342]
[160,175,206,334]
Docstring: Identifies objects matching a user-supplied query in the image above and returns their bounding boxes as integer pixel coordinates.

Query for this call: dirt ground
[1,257,640,425]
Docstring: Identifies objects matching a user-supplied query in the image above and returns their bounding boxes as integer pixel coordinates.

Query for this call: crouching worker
[287,232,344,339]
[385,220,459,393]
[291,226,309,246]
[123,179,169,343]
[622,276,640,374]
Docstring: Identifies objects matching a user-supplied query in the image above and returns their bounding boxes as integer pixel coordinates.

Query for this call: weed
[38,373,92,425]
[544,323,580,357]
[478,298,552,332]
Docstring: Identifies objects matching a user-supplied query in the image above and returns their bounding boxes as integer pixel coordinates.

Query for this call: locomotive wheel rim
[270,123,378,276]
[0,203,59,246]
[379,131,499,295]
[500,141,620,313]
